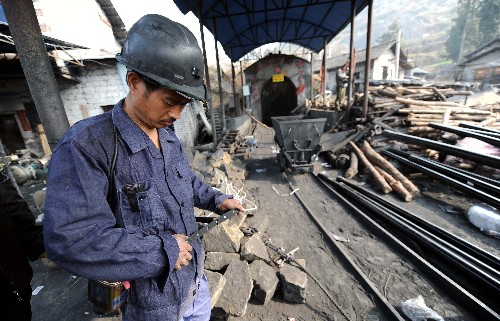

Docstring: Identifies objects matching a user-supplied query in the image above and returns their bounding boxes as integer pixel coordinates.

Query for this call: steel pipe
[383,130,500,168]
[463,128,500,139]
[387,149,500,197]
[338,182,500,294]
[459,123,500,135]
[429,123,500,147]
[336,175,500,271]
[315,174,500,320]
[383,150,500,209]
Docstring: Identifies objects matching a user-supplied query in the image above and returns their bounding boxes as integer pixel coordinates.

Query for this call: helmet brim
[117,56,209,102]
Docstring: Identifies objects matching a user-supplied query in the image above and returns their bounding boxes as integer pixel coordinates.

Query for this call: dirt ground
[19,124,499,321]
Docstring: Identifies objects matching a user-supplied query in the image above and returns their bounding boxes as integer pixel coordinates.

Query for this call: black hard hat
[116,14,207,102]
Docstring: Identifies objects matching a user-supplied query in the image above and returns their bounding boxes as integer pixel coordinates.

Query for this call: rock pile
[190,149,308,319]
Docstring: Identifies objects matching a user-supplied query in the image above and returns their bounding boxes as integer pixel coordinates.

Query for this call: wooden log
[442,107,451,125]
[446,90,473,96]
[345,151,358,179]
[377,89,399,98]
[432,87,447,101]
[361,141,420,196]
[37,124,52,156]
[426,149,440,160]
[401,93,436,100]
[374,101,402,108]
[479,117,500,126]
[398,108,491,115]
[408,114,444,120]
[414,133,441,139]
[349,142,392,193]
[399,88,421,95]
[374,165,413,202]
[407,126,438,133]
[395,96,463,107]
[407,121,463,126]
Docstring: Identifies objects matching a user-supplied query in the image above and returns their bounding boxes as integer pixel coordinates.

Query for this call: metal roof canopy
[174,0,369,62]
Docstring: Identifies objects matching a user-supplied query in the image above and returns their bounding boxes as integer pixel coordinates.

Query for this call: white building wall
[372,52,397,80]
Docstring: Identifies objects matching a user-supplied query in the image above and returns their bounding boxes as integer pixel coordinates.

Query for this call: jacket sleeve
[191,173,232,212]
[0,174,45,261]
[43,139,178,282]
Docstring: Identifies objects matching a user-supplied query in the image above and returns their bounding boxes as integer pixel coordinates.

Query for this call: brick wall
[58,60,127,124]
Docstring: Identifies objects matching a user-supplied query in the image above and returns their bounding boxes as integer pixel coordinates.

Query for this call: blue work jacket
[44,101,230,320]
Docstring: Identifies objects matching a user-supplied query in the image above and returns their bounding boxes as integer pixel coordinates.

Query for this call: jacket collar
[111,99,177,153]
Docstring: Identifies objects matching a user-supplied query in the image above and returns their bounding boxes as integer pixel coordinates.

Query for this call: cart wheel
[277,153,287,172]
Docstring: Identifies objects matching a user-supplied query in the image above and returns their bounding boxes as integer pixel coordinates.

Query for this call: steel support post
[346,0,356,117]
[231,56,240,116]
[322,37,327,107]
[239,60,246,111]
[362,0,373,118]
[213,18,225,133]
[198,2,217,148]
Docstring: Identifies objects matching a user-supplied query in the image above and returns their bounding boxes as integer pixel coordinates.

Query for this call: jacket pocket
[118,180,165,232]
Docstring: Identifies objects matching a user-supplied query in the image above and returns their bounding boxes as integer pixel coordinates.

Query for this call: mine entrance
[261,76,297,126]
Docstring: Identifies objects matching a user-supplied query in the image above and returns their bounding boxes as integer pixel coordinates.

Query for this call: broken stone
[192,151,208,171]
[202,220,244,253]
[206,167,227,186]
[228,212,247,229]
[240,234,270,262]
[216,260,253,316]
[211,149,225,161]
[204,269,226,309]
[222,163,246,181]
[210,159,223,169]
[205,252,240,271]
[244,211,269,234]
[279,259,307,303]
[193,169,204,181]
[249,260,279,305]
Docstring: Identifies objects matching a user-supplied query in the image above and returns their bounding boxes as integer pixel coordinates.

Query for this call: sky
[112,0,232,66]
[35,0,234,66]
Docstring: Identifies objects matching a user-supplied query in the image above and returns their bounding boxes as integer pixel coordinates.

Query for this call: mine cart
[271,115,327,173]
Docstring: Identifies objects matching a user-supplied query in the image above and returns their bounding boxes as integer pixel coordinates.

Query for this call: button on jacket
[44,101,230,320]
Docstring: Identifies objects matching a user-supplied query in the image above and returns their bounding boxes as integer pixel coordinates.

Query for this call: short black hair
[128,70,162,92]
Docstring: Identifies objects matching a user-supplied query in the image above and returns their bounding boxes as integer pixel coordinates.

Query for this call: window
[474,68,488,80]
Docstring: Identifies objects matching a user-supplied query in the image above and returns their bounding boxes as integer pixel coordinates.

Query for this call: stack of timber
[368,86,500,139]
